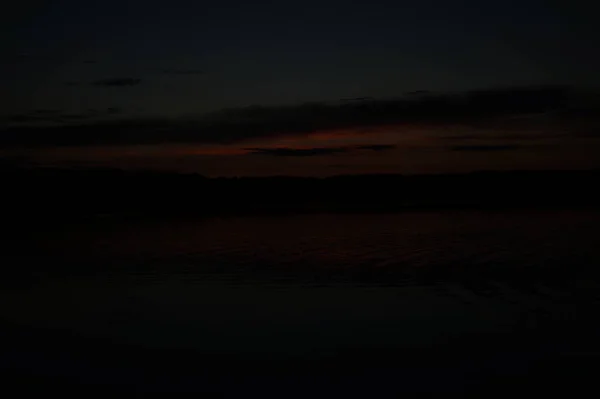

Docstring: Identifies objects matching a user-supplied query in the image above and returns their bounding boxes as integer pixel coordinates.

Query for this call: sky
[1,0,600,176]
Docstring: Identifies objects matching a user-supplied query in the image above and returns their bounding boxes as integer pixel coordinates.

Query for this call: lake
[2,210,600,392]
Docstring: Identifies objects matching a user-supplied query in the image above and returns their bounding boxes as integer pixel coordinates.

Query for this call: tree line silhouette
[2,165,600,223]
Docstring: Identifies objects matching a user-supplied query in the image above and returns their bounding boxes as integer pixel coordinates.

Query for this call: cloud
[159,68,205,75]
[4,108,125,125]
[355,144,397,151]
[34,109,61,114]
[56,114,92,121]
[204,85,572,129]
[405,90,431,96]
[440,132,563,141]
[339,97,375,102]
[106,107,122,114]
[92,78,141,87]
[0,85,596,149]
[449,145,521,152]
[246,147,349,157]
[11,114,71,123]
[11,53,54,62]
[0,118,181,147]
[5,115,39,123]
[245,144,397,157]
[439,135,480,141]
[571,129,600,139]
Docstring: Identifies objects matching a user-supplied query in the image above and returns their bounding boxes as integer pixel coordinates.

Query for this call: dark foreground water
[2,210,600,394]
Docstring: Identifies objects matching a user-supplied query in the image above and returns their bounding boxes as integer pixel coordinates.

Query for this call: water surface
[3,211,599,351]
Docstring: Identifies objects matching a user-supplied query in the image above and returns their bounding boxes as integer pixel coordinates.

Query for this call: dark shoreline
[3,166,600,225]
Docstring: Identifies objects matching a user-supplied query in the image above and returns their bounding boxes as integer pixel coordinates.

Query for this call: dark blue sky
[2,1,600,177]
[2,0,599,117]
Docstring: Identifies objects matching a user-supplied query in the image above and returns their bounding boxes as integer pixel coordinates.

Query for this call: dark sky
[1,0,600,175]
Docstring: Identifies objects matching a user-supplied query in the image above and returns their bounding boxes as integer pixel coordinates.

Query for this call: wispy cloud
[4,108,126,125]
[440,132,564,141]
[246,147,349,157]
[405,90,431,96]
[33,109,61,115]
[106,107,122,114]
[355,144,397,151]
[339,97,375,102]
[246,144,397,157]
[92,78,141,87]
[1,85,597,149]
[449,144,521,152]
[159,68,205,75]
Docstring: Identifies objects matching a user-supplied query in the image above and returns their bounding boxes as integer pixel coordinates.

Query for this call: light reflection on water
[25,210,600,289]
[2,210,600,353]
